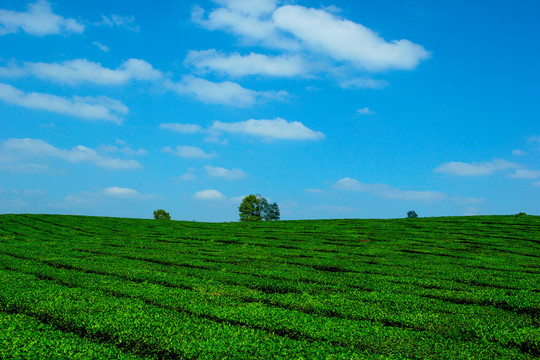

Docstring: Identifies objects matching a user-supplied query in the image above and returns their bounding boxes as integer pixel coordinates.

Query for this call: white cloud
[0,0,84,36]
[204,136,229,145]
[0,83,128,123]
[192,189,226,201]
[321,5,342,14]
[65,187,156,204]
[229,195,247,204]
[273,5,430,71]
[1,58,161,85]
[512,149,527,156]
[160,118,322,142]
[163,146,216,159]
[340,78,389,89]
[509,169,540,179]
[214,0,276,16]
[356,107,374,115]
[159,123,203,134]
[166,76,286,107]
[434,159,520,176]
[529,135,540,143]
[192,2,294,50]
[0,138,141,171]
[534,182,540,187]
[179,167,197,181]
[102,187,154,199]
[98,14,139,32]
[195,1,429,72]
[185,49,309,77]
[334,177,446,201]
[92,41,110,52]
[0,163,49,173]
[98,141,147,156]
[204,165,247,180]
[211,118,325,140]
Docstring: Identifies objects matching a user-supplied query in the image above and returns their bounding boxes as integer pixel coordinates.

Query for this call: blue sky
[0,0,539,221]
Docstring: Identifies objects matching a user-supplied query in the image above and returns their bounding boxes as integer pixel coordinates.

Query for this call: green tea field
[0,214,538,359]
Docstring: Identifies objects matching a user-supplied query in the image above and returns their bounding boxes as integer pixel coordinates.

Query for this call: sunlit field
[0,214,538,359]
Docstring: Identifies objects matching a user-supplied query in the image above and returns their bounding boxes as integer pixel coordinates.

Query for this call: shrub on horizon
[153,209,171,220]
[407,211,418,218]
[239,195,280,222]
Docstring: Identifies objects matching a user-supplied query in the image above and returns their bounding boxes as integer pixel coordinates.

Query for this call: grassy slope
[0,214,538,359]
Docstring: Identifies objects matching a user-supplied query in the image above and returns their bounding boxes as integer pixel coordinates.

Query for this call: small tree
[407,211,418,219]
[260,198,280,221]
[239,195,262,222]
[153,209,171,220]
[239,195,280,222]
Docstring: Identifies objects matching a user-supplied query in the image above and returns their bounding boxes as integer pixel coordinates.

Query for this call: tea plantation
[0,214,538,359]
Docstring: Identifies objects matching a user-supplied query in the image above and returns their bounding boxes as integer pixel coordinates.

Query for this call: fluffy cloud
[194,1,429,72]
[0,83,127,122]
[273,6,430,71]
[92,42,110,52]
[159,123,203,134]
[178,167,197,181]
[166,76,287,107]
[213,0,276,16]
[98,140,147,156]
[0,59,161,85]
[211,118,325,140]
[160,119,323,141]
[356,107,374,115]
[0,138,141,171]
[340,77,389,89]
[65,187,155,204]
[334,177,446,201]
[102,187,154,199]
[204,165,247,180]
[434,159,520,176]
[192,189,226,201]
[185,49,309,77]
[97,14,139,32]
[192,1,290,49]
[0,0,84,36]
[163,146,216,159]
[509,169,540,179]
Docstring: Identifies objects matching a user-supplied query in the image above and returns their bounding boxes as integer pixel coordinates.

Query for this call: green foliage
[259,197,280,221]
[153,209,171,220]
[239,195,280,222]
[238,195,262,222]
[0,214,539,359]
[407,210,418,218]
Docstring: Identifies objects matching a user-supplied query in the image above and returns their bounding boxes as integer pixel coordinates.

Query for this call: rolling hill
[0,214,538,359]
